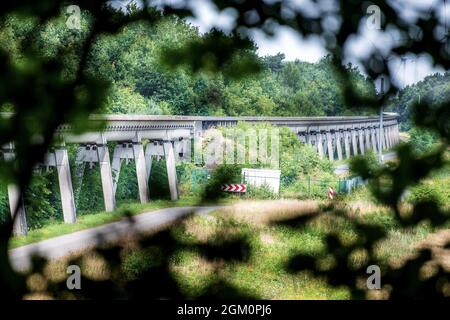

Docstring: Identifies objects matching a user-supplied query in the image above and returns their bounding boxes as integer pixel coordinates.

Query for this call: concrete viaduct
[1,114,400,235]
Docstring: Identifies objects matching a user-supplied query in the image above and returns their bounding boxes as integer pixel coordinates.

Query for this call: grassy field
[25,199,449,300]
[9,197,200,249]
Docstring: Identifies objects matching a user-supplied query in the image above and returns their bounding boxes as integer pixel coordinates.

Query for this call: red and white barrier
[221,184,247,193]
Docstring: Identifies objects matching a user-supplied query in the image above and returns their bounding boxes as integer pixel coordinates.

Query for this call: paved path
[9,206,218,271]
[334,151,397,175]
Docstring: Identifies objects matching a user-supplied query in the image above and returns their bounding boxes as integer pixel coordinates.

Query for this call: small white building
[241,168,281,194]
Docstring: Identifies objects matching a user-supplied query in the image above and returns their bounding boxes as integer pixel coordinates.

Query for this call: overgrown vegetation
[31,200,447,300]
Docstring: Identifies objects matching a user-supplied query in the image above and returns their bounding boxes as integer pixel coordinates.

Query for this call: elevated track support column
[359,129,365,155]
[3,147,28,235]
[317,132,324,159]
[7,184,28,236]
[335,130,343,161]
[326,130,334,161]
[365,128,371,152]
[163,141,179,201]
[394,124,400,145]
[384,127,390,149]
[371,127,378,153]
[54,148,77,223]
[387,127,393,148]
[351,129,358,156]
[344,130,351,159]
[96,144,115,212]
[380,127,387,150]
[132,141,149,204]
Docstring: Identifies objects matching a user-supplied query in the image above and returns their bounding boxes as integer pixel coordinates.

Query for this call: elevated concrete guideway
[58,114,400,162]
[2,113,400,236]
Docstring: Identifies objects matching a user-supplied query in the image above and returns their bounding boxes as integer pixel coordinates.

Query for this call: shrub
[244,184,279,200]
[408,183,448,206]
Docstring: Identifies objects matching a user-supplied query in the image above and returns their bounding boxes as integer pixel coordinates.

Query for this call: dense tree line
[0,11,378,117]
[386,72,450,130]
[89,18,378,117]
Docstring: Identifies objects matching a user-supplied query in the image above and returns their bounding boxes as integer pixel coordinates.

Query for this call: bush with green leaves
[408,127,440,156]
[244,184,279,200]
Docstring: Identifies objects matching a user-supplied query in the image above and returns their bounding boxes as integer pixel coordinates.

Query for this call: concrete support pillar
[74,147,86,206]
[351,130,358,156]
[371,127,378,153]
[306,132,312,145]
[381,127,386,150]
[389,126,394,146]
[54,149,77,224]
[335,131,343,161]
[3,149,27,236]
[96,145,115,212]
[133,143,149,203]
[384,127,390,149]
[395,124,400,145]
[317,132,324,159]
[326,131,334,161]
[387,127,393,148]
[111,145,123,196]
[344,130,351,158]
[144,144,153,183]
[163,141,179,201]
[7,184,28,236]
[365,128,371,152]
[394,126,399,145]
[359,129,365,155]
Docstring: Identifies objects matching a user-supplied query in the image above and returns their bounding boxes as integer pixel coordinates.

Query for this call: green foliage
[0,182,9,224]
[84,18,378,118]
[148,160,171,200]
[103,85,149,114]
[349,150,380,179]
[409,183,448,206]
[408,164,450,206]
[75,163,104,214]
[386,72,450,130]
[202,165,242,202]
[23,169,61,229]
[244,184,279,200]
[282,172,339,199]
[115,161,139,202]
[408,127,440,156]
